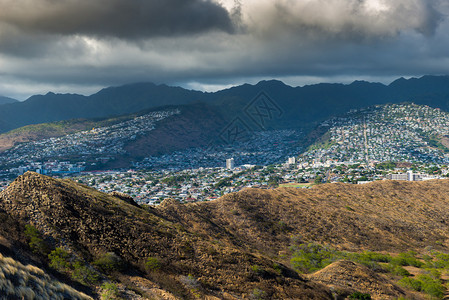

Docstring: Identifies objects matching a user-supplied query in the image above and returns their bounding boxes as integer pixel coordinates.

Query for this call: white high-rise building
[287,157,296,165]
[226,158,235,170]
[387,171,422,181]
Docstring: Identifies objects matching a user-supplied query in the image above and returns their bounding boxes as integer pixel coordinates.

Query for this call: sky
[0,0,448,100]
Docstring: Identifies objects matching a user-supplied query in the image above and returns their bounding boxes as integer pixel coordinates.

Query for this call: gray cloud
[1,0,449,100]
[243,0,444,40]
[0,0,234,39]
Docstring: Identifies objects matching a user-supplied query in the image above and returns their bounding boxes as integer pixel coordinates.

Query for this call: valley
[1,76,449,299]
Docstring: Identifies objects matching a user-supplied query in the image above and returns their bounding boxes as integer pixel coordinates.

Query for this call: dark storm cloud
[244,0,444,40]
[0,0,234,39]
[1,0,449,100]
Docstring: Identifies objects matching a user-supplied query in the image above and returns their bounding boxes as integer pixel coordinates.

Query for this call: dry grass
[170,180,449,255]
[0,252,92,299]
[5,172,449,299]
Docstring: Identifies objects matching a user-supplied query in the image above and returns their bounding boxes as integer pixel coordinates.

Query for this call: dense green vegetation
[24,224,50,255]
[100,282,120,300]
[93,252,125,274]
[24,226,125,289]
[290,243,449,299]
[290,243,337,273]
[48,247,100,285]
[399,273,445,299]
[145,256,162,272]
[375,161,396,170]
[348,292,372,300]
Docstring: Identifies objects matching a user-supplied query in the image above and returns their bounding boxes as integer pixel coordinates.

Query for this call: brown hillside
[161,180,449,255]
[2,173,449,299]
[0,172,332,299]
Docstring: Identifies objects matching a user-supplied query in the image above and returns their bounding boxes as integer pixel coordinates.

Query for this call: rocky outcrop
[109,191,139,207]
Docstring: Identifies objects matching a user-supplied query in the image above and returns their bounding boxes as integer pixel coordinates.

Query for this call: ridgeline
[1,172,449,298]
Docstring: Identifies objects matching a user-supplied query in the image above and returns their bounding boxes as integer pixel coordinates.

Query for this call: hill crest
[1,172,449,298]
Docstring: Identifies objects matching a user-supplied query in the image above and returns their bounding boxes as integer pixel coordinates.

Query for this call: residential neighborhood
[300,103,449,166]
[1,103,449,206]
[0,109,180,168]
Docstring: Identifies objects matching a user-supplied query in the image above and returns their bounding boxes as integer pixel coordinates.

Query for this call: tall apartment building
[226,158,235,170]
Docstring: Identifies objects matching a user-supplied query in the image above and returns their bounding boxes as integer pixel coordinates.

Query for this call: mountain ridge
[0,95,18,105]
[0,83,206,133]
[1,75,449,134]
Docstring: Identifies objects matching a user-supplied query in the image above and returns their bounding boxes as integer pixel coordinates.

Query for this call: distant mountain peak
[255,79,290,88]
[0,95,18,105]
[388,76,411,87]
[349,79,382,85]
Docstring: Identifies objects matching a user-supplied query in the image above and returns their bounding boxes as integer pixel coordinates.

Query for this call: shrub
[384,264,411,277]
[180,274,199,289]
[71,261,100,285]
[48,248,71,272]
[348,292,371,300]
[344,251,389,271]
[418,274,445,299]
[101,282,120,300]
[145,257,161,272]
[398,277,422,291]
[290,243,338,273]
[24,225,50,255]
[94,252,124,273]
[272,263,283,275]
[399,274,444,299]
[251,265,263,274]
[432,252,449,269]
[358,251,391,263]
[251,288,267,300]
[391,251,423,268]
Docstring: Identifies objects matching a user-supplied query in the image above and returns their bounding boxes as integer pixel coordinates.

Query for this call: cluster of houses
[0,109,180,168]
[301,103,449,165]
